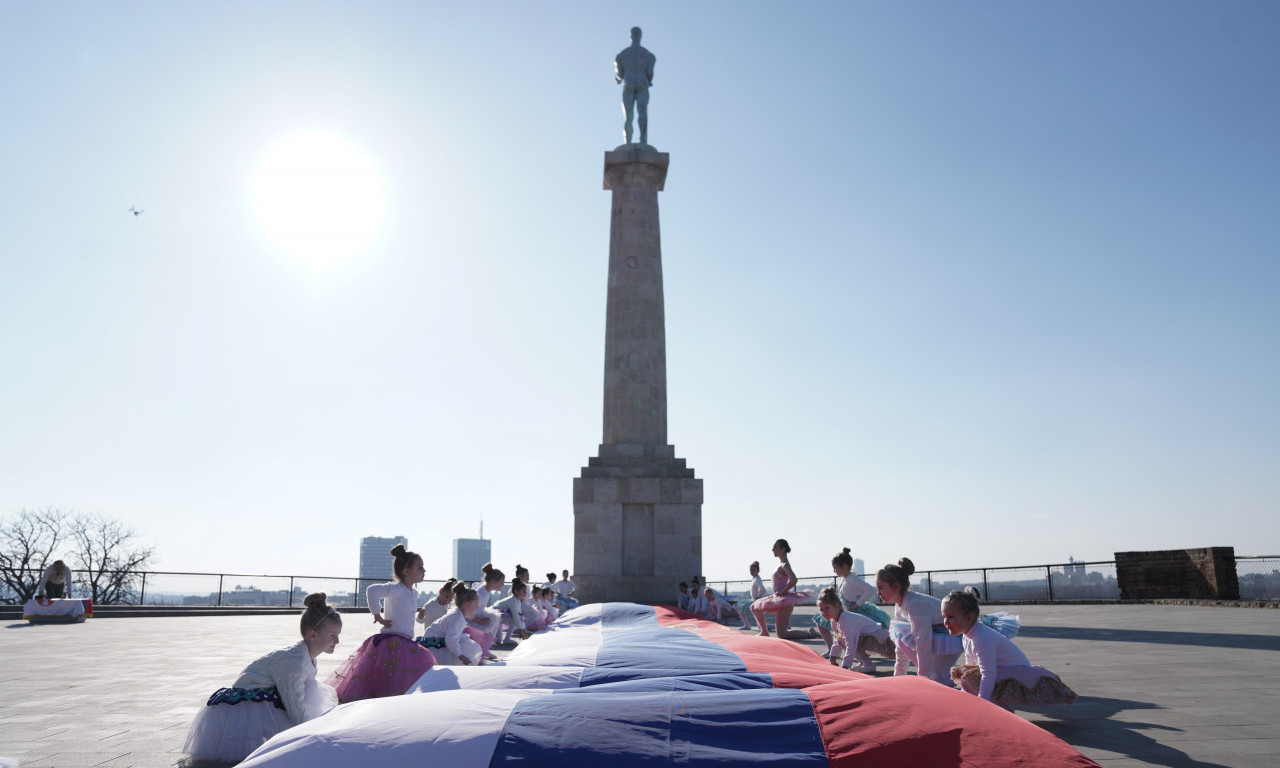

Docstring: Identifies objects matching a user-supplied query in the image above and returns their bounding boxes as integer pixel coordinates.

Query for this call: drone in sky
[128,207,145,217]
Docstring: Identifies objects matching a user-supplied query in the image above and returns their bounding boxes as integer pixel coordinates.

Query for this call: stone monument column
[573,146,703,604]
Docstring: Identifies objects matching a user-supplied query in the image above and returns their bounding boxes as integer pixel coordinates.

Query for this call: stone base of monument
[574,442,702,605]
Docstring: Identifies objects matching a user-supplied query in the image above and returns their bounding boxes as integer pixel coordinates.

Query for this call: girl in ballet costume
[732,562,767,630]
[492,578,531,643]
[419,584,485,666]
[183,593,342,763]
[677,582,691,611]
[816,586,894,673]
[417,578,457,629]
[703,587,737,624]
[814,547,891,657]
[554,569,580,610]
[538,586,560,623]
[687,577,705,615]
[750,539,814,640]
[469,563,506,659]
[876,558,962,684]
[328,544,436,702]
[521,586,548,632]
[943,588,1078,710]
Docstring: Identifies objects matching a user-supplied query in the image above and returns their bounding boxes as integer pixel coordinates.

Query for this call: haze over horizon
[2,2,1277,584]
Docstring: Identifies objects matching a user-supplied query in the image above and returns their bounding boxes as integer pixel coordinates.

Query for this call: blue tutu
[890,620,964,656]
[980,611,1021,639]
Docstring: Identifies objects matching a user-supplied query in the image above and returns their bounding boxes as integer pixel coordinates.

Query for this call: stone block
[1115,547,1239,600]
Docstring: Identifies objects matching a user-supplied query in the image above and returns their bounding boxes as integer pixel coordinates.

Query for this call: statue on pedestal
[615,26,655,146]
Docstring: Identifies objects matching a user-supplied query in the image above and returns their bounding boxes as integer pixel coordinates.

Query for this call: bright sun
[251,131,387,271]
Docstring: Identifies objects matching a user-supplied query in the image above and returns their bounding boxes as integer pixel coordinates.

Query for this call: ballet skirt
[952,664,1078,709]
[890,620,965,657]
[183,641,337,763]
[979,611,1021,639]
[857,632,898,659]
[418,610,485,666]
[327,631,436,703]
[812,601,891,631]
[750,569,812,613]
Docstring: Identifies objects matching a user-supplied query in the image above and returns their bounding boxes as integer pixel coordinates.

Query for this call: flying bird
[129,207,145,216]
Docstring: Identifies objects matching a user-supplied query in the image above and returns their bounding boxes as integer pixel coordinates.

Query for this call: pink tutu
[463,626,495,655]
[751,590,812,613]
[327,633,435,703]
[952,664,1078,709]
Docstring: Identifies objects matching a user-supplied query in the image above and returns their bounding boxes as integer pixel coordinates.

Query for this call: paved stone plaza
[1,604,1276,767]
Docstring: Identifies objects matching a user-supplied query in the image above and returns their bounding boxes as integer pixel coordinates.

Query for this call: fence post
[217,574,224,607]
[925,572,933,596]
[1046,565,1054,601]
[982,569,988,601]
[354,579,360,608]
[139,572,147,606]
[289,577,295,608]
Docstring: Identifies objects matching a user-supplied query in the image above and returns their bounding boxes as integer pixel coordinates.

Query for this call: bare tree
[1,509,155,605]
[0,508,67,602]
[69,513,155,605]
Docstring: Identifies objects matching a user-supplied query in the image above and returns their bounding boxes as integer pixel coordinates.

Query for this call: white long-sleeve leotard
[418,597,450,628]
[231,641,330,725]
[492,594,526,632]
[832,610,890,669]
[839,574,877,608]
[962,620,1032,701]
[365,581,418,639]
[893,590,945,678]
[422,609,476,662]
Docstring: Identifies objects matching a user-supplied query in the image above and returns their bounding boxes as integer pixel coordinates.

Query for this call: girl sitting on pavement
[419,584,485,666]
[183,593,342,764]
[943,587,1077,710]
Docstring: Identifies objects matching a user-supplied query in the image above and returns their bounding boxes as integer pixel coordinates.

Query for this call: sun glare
[251,131,387,272]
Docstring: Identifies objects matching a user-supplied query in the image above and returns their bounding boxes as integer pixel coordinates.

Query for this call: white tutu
[417,633,483,666]
[468,607,503,638]
[183,679,336,763]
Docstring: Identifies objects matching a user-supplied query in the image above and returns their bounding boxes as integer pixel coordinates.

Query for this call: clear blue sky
[2,2,1277,585]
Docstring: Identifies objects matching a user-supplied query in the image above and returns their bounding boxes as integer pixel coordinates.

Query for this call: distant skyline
[2,2,1277,583]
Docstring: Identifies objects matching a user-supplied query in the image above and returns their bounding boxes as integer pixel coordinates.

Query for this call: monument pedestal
[574,443,702,604]
[574,147,702,605]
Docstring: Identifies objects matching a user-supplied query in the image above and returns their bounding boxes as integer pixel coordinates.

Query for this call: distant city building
[853,558,865,577]
[360,535,408,582]
[453,537,491,582]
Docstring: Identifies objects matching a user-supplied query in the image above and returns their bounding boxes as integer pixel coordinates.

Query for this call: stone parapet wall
[1115,547,1239,600]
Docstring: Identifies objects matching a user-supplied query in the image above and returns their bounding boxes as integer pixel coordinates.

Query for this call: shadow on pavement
[1019,626,1280,651]
[1034,697,1233,768]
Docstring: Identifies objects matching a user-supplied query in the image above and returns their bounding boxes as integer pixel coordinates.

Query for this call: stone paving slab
[1,604,1276,767]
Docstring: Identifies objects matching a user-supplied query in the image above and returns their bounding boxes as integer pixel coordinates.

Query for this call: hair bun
[482,562,494,575]
[390,543,407,557]
[965,586,982,600]
[303,592,327,608]
[898,557,916,576]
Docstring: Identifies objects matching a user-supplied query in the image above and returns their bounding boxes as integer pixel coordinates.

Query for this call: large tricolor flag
[239,603,1100,768]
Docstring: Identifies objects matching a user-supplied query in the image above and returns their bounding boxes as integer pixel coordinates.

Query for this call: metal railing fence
[3,557,1275,606]
[706,557,1278,605]
[0,568,459,608]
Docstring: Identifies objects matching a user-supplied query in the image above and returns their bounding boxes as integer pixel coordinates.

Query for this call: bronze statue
[615,27,655,145]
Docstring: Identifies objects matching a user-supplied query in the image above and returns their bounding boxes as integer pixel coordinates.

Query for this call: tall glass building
[452,538,491,583]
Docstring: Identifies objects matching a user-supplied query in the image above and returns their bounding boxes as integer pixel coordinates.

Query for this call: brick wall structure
[1115,547,1239,600]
